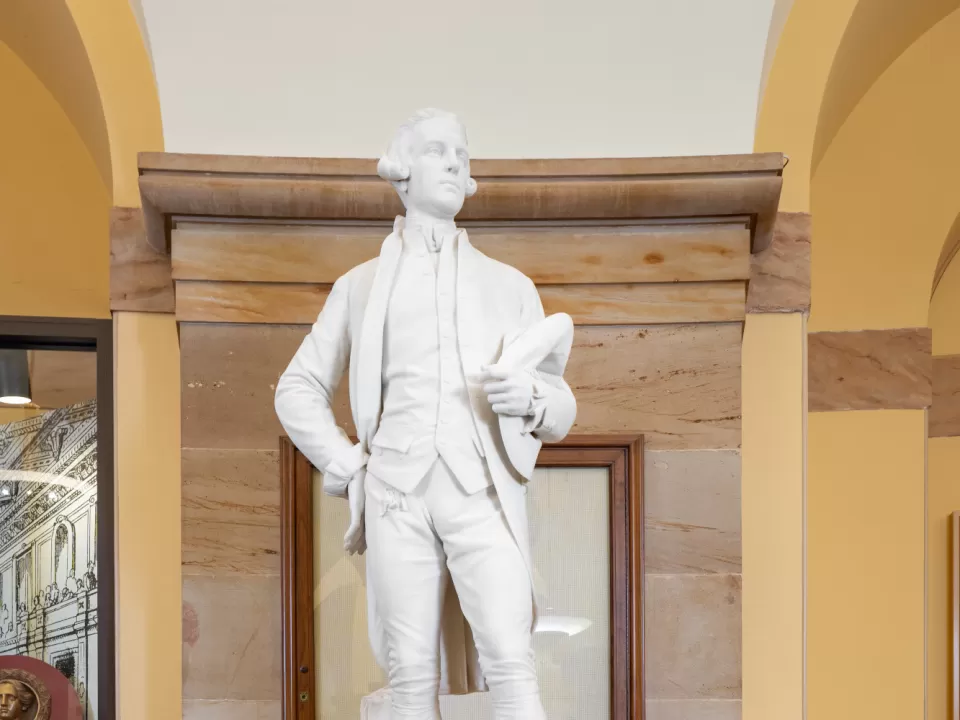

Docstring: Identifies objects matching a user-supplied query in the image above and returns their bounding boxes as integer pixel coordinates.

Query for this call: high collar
[402,209,457,237]
[393,214,464,254]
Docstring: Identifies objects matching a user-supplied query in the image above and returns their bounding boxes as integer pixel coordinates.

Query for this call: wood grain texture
[181,323,738,451]
[569,324,742,450]
[29,350,97,408]
[182,449,281,576]
[292,446,315,720]
[171,222,752,285]
[140,154,783,253]
[539,283,746,326]
[141,151,785,178]
[645,573,741,699]
[279,438,299,720]
[645,450,741,574]
[808,328,932,412]
[180,324,353,450]
[109,206,175,312]
[143,175,779,227]
[175,280,746,326]
[746,211,810,313]
[931,354,960,438]
[176,283,331,325]
[182,575,282,701]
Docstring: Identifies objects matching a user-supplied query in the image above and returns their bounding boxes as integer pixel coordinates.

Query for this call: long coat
[275,217,577,694]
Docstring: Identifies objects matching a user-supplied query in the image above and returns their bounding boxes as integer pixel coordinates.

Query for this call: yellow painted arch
[0,0,112,191]
[810,10,960,331]
[0,0,163,319]
[754,5,960,720]
[756,0,959,215]
[64,0,163,206]
[811,0,959,175]
[759,0,960,328]
[0,0,163,207]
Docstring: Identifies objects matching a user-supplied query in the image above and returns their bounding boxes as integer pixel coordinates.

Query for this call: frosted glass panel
[313,466,611,720]
[312,471,384,715]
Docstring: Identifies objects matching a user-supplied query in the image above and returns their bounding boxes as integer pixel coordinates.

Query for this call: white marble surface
[276,110,576,716]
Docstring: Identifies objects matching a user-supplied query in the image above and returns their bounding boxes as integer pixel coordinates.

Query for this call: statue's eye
[426,145,442,156]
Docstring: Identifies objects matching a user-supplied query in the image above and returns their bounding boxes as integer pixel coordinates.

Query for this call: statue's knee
[387,651,440,696]
[478,635,536,683]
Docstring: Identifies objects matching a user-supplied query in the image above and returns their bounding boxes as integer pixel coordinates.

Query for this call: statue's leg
[427,462,547,720]
[365,471,447,719]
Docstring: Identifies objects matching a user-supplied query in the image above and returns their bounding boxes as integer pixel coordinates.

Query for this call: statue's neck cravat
[403,212,458,255]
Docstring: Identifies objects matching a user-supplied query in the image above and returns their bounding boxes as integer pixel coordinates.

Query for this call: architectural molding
[109,207,174,313]
[746,211,811,313]
[120,153,789,317]
[138,152,784,253]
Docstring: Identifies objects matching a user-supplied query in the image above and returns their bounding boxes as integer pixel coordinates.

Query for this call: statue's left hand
[479,364,536,417]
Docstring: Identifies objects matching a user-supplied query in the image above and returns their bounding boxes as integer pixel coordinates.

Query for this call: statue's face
[404,116,470,219]
[0,683,21,719]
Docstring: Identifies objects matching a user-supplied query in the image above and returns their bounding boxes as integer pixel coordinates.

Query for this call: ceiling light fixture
[0,350,31,406]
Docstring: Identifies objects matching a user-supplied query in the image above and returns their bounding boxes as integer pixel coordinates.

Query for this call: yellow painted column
[742,312,807,720]
[115,312,182,720]
[928,251,960,720]
[807,410,926,720]
[929,436,960,720]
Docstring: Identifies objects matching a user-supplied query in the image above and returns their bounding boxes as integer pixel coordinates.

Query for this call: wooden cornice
[138,152,785,255]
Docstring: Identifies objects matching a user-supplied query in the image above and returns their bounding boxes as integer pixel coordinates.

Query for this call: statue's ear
[465,177,478,197]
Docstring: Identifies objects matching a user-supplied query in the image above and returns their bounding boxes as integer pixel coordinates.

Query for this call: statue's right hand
[343,469,366,555]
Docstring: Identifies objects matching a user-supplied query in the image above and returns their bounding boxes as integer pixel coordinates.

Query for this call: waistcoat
[366,226,491,494]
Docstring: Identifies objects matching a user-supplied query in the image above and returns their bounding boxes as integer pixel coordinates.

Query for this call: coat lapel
[455,231,488,377]
[355,222,403,447]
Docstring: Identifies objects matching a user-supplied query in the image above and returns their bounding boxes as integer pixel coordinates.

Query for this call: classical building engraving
[0,403,98,718]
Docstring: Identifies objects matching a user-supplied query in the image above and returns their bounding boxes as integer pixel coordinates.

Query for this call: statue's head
[378,108,478,220]
[0,680,33,719]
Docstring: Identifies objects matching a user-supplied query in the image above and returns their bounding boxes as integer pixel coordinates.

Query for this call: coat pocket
[371,425,416,453]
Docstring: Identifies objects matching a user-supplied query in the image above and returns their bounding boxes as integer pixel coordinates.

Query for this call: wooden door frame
[953,511,959,720]
[280,434,644,720]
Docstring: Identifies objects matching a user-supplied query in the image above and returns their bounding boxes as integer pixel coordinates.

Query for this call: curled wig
[377,108,478,199]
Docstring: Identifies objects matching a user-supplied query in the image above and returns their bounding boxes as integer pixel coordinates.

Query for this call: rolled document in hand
[496,313,574,480]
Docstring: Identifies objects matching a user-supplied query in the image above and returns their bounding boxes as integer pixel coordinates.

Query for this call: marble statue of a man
[275,108,577,719]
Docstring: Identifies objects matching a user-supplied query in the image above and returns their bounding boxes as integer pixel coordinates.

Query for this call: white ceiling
[138,0,777,159]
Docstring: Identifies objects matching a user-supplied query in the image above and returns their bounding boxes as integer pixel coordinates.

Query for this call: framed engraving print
[0,316,114,720]
[281,435,643,720]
